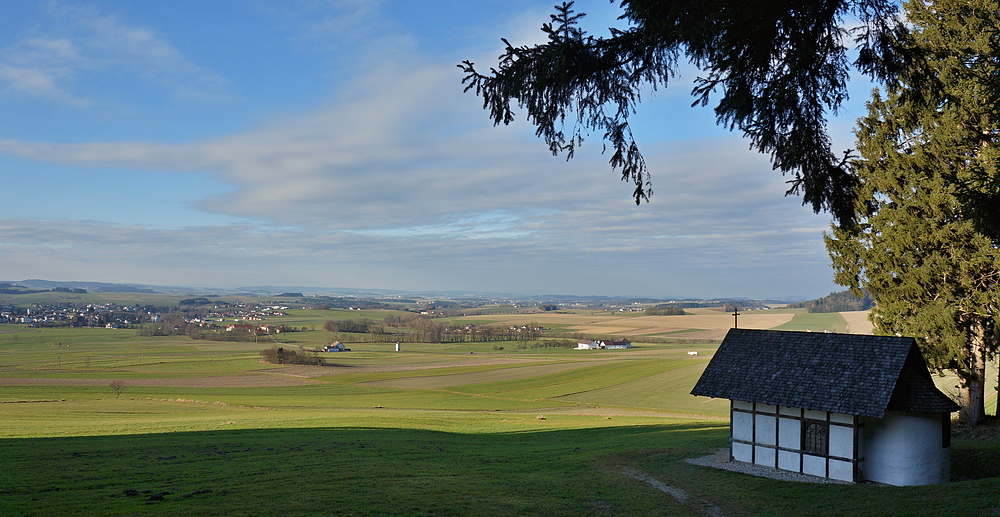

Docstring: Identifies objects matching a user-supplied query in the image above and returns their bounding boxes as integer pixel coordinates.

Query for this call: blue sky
[0,0,872,299]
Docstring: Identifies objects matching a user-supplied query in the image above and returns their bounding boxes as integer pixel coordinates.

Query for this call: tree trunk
[958,318,989,426]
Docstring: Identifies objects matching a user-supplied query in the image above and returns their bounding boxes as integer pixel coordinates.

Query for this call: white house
[575,341,601,350]
[691,329,958,486]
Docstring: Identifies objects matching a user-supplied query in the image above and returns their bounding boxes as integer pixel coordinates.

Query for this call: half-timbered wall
[730,400,857,482]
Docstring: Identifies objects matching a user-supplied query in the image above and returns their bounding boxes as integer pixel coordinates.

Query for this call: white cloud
[0,124,836,296]
[0,60,88,106]
[0,61,570,230]
[0,191,835,297]
[0,3,227,105]
[0,54,827,242]
[0,1,841,298]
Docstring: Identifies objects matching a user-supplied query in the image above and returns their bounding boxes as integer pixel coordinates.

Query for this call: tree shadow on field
[0,423,720,516]
[0,423,997,517]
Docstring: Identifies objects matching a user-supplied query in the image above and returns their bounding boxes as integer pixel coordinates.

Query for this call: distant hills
[786,289,874,313]
[4,279,160,294]
[1,278,813,305]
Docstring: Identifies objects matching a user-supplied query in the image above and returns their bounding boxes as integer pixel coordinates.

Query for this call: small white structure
[322,342,349,352]
[692,329,957,485]
[576,339,632,350]
[602,339,632,349]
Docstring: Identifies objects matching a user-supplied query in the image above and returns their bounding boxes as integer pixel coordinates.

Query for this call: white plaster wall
[778,450,800,472]
[805,409,827,420]
[733,400,753,411]
[779,406,800,417]
[732,442,752,463]
[802,454,826,477]
[732,411,753,442]
[829,459,853,481]
[861,412,950,486]
[754,445,776,467]
[830,412,853,424]
[757,403,776,414]
[778,417,800,449]
[829,424,854,459]
[755,414,776,445]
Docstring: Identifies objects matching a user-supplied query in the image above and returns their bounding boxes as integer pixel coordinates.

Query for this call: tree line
[260,346,321,365]
[645,304,685,316]
[323,316,543,344]
[787,290,874,313]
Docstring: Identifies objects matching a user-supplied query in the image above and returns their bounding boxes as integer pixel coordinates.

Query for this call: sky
[0,0,876,299]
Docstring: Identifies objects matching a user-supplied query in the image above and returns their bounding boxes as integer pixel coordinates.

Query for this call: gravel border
[685,449,850,484]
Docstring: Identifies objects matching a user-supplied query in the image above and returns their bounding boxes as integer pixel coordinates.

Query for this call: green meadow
[1,315,999,515]
[772,311,848,332]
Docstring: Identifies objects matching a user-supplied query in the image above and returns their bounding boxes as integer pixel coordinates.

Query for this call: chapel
[691,328,958,485]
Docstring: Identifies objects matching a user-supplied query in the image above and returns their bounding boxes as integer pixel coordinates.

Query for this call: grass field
[772,312,848,332]
[1,311,999,516]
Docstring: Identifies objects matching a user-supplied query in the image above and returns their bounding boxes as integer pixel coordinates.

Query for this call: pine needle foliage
[460,0,906,227]
[826,0,1000,425]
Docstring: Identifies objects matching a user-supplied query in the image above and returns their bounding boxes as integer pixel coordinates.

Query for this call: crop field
[1,306,998,516]
[454,307,803,341]
[773,312,849,332]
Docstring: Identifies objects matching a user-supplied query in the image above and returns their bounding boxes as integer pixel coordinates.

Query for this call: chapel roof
[690,328,958,418]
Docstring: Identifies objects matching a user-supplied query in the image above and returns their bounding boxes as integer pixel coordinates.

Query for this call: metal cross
[732,308,741,329]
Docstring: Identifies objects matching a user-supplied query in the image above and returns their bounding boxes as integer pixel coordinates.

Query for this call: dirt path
[620,467,728,517]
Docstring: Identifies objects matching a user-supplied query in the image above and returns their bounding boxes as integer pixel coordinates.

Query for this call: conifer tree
[826,0,1000,425]
[461,1,908,227]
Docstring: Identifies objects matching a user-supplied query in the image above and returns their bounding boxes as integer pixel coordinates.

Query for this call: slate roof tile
[690,329,958,418]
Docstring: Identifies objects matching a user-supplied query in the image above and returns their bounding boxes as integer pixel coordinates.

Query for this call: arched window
[803,421,828,455]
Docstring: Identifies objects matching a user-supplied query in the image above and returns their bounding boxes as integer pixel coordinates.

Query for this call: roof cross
[732,307,741,329]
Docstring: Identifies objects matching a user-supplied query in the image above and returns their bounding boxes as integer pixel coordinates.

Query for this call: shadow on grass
[0,423,997,517]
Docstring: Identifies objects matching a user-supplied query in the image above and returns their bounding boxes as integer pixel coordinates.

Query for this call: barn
[691,328,958,485]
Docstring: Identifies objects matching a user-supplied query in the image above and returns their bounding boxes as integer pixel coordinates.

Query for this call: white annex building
[691,329,958,486]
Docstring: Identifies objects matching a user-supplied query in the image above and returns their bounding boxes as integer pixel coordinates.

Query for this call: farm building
[602,339,632,349]
[691,329,958,486]
[575,339,632,350]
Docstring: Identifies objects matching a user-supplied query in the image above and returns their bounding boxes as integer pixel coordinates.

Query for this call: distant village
[0,299,294,335]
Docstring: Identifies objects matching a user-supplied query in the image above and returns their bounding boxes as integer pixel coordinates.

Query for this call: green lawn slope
[1,322,998,515]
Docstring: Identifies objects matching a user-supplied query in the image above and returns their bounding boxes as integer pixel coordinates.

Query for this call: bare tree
[109,379,124,399]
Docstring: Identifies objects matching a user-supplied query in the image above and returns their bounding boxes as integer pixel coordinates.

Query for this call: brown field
[0,374,313,388]
[840,310,874,334]
[466,307,797,340]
